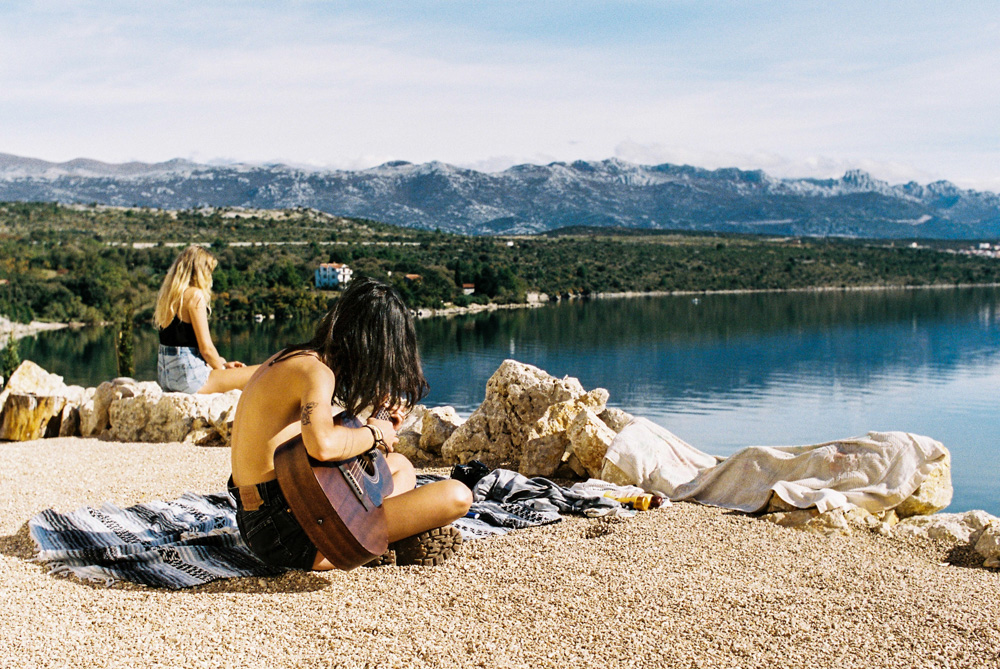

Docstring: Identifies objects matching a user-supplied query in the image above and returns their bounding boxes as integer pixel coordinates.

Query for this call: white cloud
[0,2,997,191]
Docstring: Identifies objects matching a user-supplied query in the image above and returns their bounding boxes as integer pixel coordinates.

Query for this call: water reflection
[15,286,1000,514]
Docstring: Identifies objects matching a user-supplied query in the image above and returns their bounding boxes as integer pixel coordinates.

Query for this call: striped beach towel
[29,476,576,589]
[29,492,284,589]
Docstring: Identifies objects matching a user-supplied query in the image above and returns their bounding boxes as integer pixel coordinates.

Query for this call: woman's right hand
[224,360,246,368]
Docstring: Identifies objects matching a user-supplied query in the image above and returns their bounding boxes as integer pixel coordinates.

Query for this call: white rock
[598,407,633,433]
[567,408,618,478]
[0,360,66,404]
[520,388,609,477]
[419,406,464,455]
[892,510,997,544]
[894,451,954,517]
[108,388,239,445]
[974,521,1000,567]
[0,393,67,441]
[79,380,140,437]
[441,359,586,467]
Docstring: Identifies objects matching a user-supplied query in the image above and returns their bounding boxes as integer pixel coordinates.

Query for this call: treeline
[0,202,997,325]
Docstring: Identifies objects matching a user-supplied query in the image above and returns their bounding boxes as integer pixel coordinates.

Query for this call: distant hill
[1,152,999,239]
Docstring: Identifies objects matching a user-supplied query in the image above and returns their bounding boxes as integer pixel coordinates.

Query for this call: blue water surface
[17,286,1000,514]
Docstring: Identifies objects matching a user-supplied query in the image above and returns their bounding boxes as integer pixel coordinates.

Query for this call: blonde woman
[154,245,258,393]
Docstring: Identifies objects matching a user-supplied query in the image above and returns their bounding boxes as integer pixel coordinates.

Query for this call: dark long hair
[273,277,428,415]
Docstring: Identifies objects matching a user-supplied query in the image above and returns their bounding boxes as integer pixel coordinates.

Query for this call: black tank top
[159,316,199,347]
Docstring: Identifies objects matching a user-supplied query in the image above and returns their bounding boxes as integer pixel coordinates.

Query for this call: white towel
[603,418,950,513]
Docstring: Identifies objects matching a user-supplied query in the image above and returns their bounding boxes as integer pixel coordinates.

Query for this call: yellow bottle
[603,492,663,511]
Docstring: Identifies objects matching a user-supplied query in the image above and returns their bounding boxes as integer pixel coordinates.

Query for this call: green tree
[0,334,20,388]
[115,306,135,378]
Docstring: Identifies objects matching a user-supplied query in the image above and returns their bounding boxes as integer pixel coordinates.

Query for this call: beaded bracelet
[364,423,387,450]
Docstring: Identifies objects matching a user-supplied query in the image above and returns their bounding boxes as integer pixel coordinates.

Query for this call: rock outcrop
[440,360,631,477]
[0,361,89,441]
[441,360,588,469]
[108,385,240,446]
[0,361,239,446]
[420,406,464,456]
[893,451,953,517]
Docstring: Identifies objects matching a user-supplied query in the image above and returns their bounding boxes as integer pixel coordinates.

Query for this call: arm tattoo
[300,402,318,426]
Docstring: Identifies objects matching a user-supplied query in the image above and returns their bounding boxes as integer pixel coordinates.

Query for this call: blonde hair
[153,245,218,329]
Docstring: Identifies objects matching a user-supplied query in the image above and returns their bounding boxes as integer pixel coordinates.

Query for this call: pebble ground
[2,437,998,669]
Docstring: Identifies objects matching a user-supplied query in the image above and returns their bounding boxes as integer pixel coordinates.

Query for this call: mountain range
[1,152,998,239]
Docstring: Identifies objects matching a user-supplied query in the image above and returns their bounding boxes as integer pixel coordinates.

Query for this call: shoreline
[0,316,78,345]
[414,280,1000,319]
[3,282,998,334]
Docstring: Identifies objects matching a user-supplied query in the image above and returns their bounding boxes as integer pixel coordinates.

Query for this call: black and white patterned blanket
[29,470,624,589]
[28,492,284,589]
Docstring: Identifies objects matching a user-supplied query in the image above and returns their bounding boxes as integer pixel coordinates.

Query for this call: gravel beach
[2,437,998,669]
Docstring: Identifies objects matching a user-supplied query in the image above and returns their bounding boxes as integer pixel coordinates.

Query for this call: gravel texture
[2,437,998,669]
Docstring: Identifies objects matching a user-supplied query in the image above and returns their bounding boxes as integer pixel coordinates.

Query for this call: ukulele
[273,408,395,570]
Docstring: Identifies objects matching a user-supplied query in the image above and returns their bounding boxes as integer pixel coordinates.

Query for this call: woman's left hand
[224,361,246,368]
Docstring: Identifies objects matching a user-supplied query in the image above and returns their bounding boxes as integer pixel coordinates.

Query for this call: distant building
[462,283,475,295]
[979,243,992,250]
[404,273,422,282]
[314,262,353,288]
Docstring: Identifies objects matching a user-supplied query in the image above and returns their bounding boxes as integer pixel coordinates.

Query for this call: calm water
[17,287,1000,515]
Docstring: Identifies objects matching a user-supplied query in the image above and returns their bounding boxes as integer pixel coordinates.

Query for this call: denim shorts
[228,476,318,571]
[158,345,211,393]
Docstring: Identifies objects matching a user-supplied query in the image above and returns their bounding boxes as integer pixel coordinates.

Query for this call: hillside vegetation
[0,202,997,325]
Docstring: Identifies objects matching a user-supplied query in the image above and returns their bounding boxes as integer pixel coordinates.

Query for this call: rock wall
[0,361,239,446]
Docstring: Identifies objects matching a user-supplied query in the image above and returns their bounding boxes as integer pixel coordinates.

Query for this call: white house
[314,262,353,288]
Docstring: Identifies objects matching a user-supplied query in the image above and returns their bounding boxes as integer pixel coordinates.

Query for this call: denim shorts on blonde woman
[157,345,211,393]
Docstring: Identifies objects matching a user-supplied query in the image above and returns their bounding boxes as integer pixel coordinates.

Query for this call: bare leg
[384,452,416,497]
[311,463,472,570]
[198,365,260,394]
[382,479,472,543]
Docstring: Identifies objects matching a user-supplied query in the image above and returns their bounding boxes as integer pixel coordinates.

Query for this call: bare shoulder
[184,286,207,306]
[258,351,334,390]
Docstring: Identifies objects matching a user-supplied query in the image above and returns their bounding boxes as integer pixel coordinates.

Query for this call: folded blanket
[604,418,950,513]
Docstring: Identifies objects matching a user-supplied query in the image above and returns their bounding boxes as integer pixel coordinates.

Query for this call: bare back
[230,350,336,487]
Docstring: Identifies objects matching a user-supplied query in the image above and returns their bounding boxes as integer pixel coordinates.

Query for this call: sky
[2,1,999,191]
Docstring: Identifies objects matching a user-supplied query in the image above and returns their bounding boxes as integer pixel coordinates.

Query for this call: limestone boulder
[567,407,618,478]
[0,361,93,440]
[894,451,953,518]
[598,407,634,433]
[519,433,568,478]
[519,389,609,477]
[0,360,68,408]
[441,360,587,468]
[393,405,437,464]
[0,393,68,441]
[974,522,1000,568]
[108,388,240,446]
[58,401,80,437]
[419,406,464,455]
[79,379,149,437]
[892,509,997,544]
